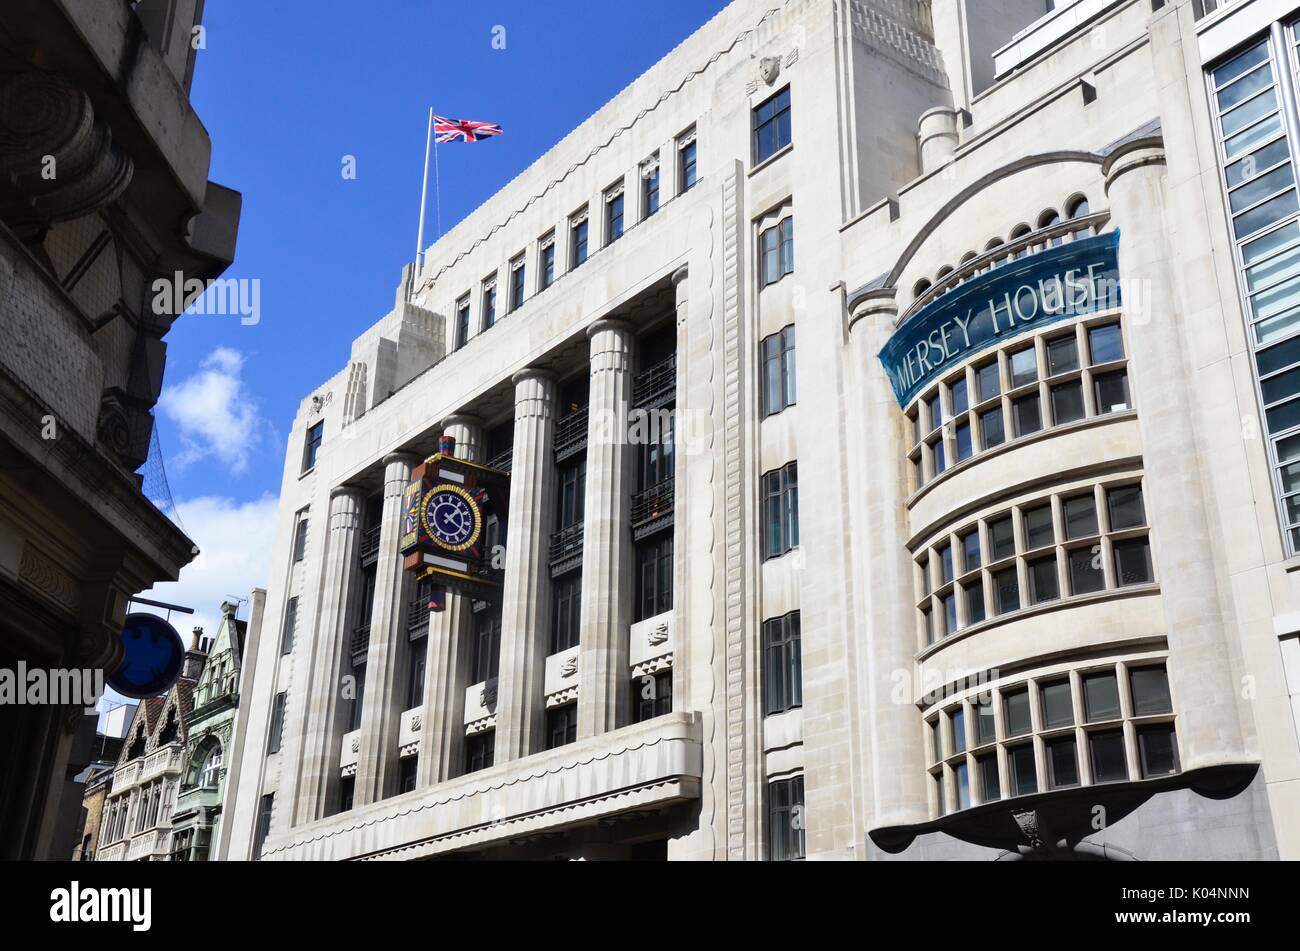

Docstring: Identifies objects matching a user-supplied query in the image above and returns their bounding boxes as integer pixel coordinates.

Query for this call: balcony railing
[351,624,371,658]
[407,596,430,639]
[360,525,382,565]
[487,448,513,472]
[550,524,584,574]
[631,478,675,539]
[111,761,141,795]
[633,355,676,411]
[141,744,185,782]
[554,407,588,462]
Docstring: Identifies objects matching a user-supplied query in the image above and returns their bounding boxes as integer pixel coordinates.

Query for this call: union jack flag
[433,115,504,143]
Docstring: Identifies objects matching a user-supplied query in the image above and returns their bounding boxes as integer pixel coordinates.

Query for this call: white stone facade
[223,0,1300,860]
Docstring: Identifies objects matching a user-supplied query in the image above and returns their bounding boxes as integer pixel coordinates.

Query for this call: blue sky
[130,1,731,654]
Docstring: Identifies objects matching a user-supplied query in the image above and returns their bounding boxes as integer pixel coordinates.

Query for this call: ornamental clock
[419,483,483,552]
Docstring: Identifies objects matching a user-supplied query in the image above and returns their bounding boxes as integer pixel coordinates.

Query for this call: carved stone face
[760,56,781,85]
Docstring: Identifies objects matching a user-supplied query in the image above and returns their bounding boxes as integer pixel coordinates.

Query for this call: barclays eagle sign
[878,231,1122,407]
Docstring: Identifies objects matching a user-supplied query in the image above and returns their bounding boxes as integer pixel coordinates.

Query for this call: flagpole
[434,121,443,241]
[415,107,434,283]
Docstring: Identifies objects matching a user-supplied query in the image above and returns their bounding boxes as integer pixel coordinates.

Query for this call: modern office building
[0,0,240,859]
[225,0,1300,860]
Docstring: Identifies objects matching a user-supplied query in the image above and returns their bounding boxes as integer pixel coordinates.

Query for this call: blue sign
[108,613,185,699]
[878,231,1122,407]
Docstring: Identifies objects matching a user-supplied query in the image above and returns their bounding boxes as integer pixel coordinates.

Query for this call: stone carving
[350,736,360,753]
[560,655,578,678]
[759,55,781,86]
[310,392,333,416]
[410,714,422,732]
[18,542,79,612]
[479,681,498,707]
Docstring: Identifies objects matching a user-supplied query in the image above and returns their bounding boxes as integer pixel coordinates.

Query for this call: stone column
[417,415,485,787]
[578,318,636,738]
[1102,140,1246,769]
[670,267,690,702]
[495,370,559,761]
[847,292,931,837]
[355,452,419,805]
[292,485,363,825]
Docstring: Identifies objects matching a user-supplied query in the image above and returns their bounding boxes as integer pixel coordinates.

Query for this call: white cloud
[136,494,280,643]
[158,347,266,474]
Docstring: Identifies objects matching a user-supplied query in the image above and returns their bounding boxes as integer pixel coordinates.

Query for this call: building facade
[0,0,240,859]
[69,702,133,861]
[225,0,1300,860]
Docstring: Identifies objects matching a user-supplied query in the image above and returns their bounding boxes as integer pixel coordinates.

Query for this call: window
[1024,504,1054,550]
[989,516,1015,561]
[199,745,222,788]
[551,574,582,654]
[292,517,309,562]
[1027,555,1059,604]
[338,776,355,813]
[571,212,589,268]
[1089,729,1128,783]
[280,596,297,656]
[1046,737,1079,789]
[1083,670,1121,722]
[545,703,578,750]
[1004,688,1032,737]
[606,186,625,245]
[753,87,792,164]
[1040,680,1074,729]
[762,462,799,558]
[557,462,585,530]
[1137,724,1180,777]
[471,609,501,684]
[635,535,673,622]
[1130,665,1172,716]
[455,296,471,350]
[1010,744,1037,796]
[678,132,698,193]
[642,159,660,218]
[763,612,803,715]
[482,280,497,329]
[303,422,323,473]
[977,752,1000,803]
[407,637,427,709]
[760,217,794,287]
[539,236,556,291]
[633,669,673,723]
[766,775,805,861]
[253,794,273,858]
[465,731,495,773]
[975,698,997,745]
[761,325,797,415]
[510,256,526,311]
[267,692,286,754]
[348,659,366,732]
[399,756,418,794]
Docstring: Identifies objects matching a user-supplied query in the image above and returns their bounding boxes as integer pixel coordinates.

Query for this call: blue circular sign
[108,613,185,699]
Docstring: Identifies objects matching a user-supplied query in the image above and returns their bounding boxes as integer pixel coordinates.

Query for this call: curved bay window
[198,744,222,788]
[763,612,803,715]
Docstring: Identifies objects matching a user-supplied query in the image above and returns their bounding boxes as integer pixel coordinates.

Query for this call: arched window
[913,279,932,300]
[1038,209,1061,230]
[127,728,145,761]
[1067,194,1090,219]
[159,708,177,745]
[199,745,223,788]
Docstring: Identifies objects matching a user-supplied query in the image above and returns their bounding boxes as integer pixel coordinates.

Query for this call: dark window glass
[976,361,1001,401]
[293,518,309,562]
[1089,324,1125,364]
[955,421,973,461]
[955,762,972,809]
[762,326,797,415]
[472,610,501,683]
[633,669,673,723]
[762,462,799,559]
[1107,485,1146,530]
[607,192,624,244]
[1083,671,1121,722]
[943,590,958,634]
[337,777,354,813]
[753,87,792,164]
[399,756,418,794]
[253,794,274,858]
[1138,724,1180,777]
[644,166,660,217]
[980,406,1006,448]
[989,516,1016,561]
[760,219,795,286]
[951,707,967,754]
[939,544,954,584]
[1064,495,1099,539]
[977,752,1000,802]
[551,575,582,654]
[545,704,578,750]
[975,699,997,745]
[994,567,1020,614]
[1089,729,1128,783]
[572,218,589,267]
[961,529,981,572]
[557,462,585,530]
[680,138,698,192]
[766,776,806,861]
[1041,680,1074,728]
[455,298,471,349]
[1051,380,1086,424]
[280,597,297,656]
[950,377,970,415]
[303,422,324,472]
[964,580,985,624]
[1114,538,1153,586]
[1024,505,1055,550]
[510,262,526,310]
[1010,744,1037,796]
[1004,688,1032,737]
[1068,546,1106,594]
[1047,336,1080,375]
[407,636,427,709]
[465,731,495,774]
[1028,556,1059,604]
[267,692,286,754]
[482,284,496,329]
[763,613,803,715]
[635,535,674,622]
[1013,393,1043,437]
[1130,666,1173,716]
[540,244,555,290]
[1046,737,1079,789]
[1094,370,1130,413]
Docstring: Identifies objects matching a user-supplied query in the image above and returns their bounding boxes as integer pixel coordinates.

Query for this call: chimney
[182,626,208,682]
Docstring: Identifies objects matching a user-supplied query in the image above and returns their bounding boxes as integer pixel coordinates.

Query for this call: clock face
[421,485,481,551]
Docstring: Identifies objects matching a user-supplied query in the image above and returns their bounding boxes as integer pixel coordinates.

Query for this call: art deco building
[0,0,240,859]
[225,0,1300,860]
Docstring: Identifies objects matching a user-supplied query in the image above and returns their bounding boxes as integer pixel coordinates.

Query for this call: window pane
[1130,666,1172,716]
[1089,729,1128,783]
[950,378,969,414]
[1244,219,1300,267]
[1221,87,1279,137]
[1234,188,1299,240]
[955,762,971,810]
[1094,371,1130,413]
[1107,485,1145,530]
[1138,724,1180,778]
[939,544,954,584]
[1229,161,1293,215]
[1028,556,1059,604]
[976,361,1001,401]
[1088,324,1125,364]
[1024,505,1054,550]
[975,699,997,745]
[1010,347,1037,387]
[1010,744,1037,796]
[955,421,973,461]
[1046,737,1079,789]
[1047,336,1079,375]
[1229,137,1292,191]
[1051,380,1086,425]
[951,708,966,754]
[1068,546,1106,594]
[1041,680,1074,728]
[1004,689,1031,736]
[980,407,1006,449]
[1224,113,1283,163]
[1212,42,1269,89]
[1064,495,1097,539]
[1013,394,1042,437]
[989,516,1015,561]
[978,753,1000,803]
[964,580,985,625]
[1113,537,1153,586]
[943,591,958,635]
[931,438,946,476]
[1083,671,1121,722]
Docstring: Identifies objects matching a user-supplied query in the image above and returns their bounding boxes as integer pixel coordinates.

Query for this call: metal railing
[487,448,513,472]
[407,597,430,638]
[633,354,676,410]
[554,407,588,461]
[359,525,381,564]
[550,524,585,567]
[351,624,370,658]
[631,479,675,537]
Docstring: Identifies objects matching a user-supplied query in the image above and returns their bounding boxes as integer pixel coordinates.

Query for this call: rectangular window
[539,240,556,291]
[1046,737,1079,789]
[955,421,974,461]
[760,217,795,287]
[635,535,674,621]
[1023,504,1055,550]
[545,703,578,750]
[1068,546,1105,595]
[762,462,799,559]
[551,574,582,654]
[465,731,495,774]
[1051,380,1086,424]
[1083,671,1121,722]
[399,756,418,794]
[679,135,698,193]
[1013,393,1043,437]
[606,188,625,244]
[571,214,589,268]
[1028,556,1059,604]
[951,707,967,754]
[482,281,497,330]
[292,517,309,562]
[253,794,274,858]
[303,422,324,473]
[1004,688,1032,737]
[960,529,981,572]
[979,406,1006,449]
[993,566,1020,614]
[472,609,501,684]
[761,325,797,415]
[955,762,972,809]
[643,162,660,218]
[989,516,1016,561]
[1130,665,1172,716]
[1107,485,1146,530]
[1047,335,1080,375]
[267,692,286,754]
[1113,537,1153,586]
[763,612,803,715]
[753,87,792,164]
[455,296,471,350]
[1010,744,1037,796]
[338,777,354,813]
[1089,729,1129,783]
[510,257,526,311]
[1010,347,1038,388]
[406,637,427,709]
[633,669,673,723]
[977,752,1000,802]
[975,698,997,745]
[280,596,297,656]
[1064,494,1099,539]
[976,360,1001,401]
[1137,724,1180,777]
[1094,371,1130,413]
[557,461,586,530]
[766,775,805,861]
